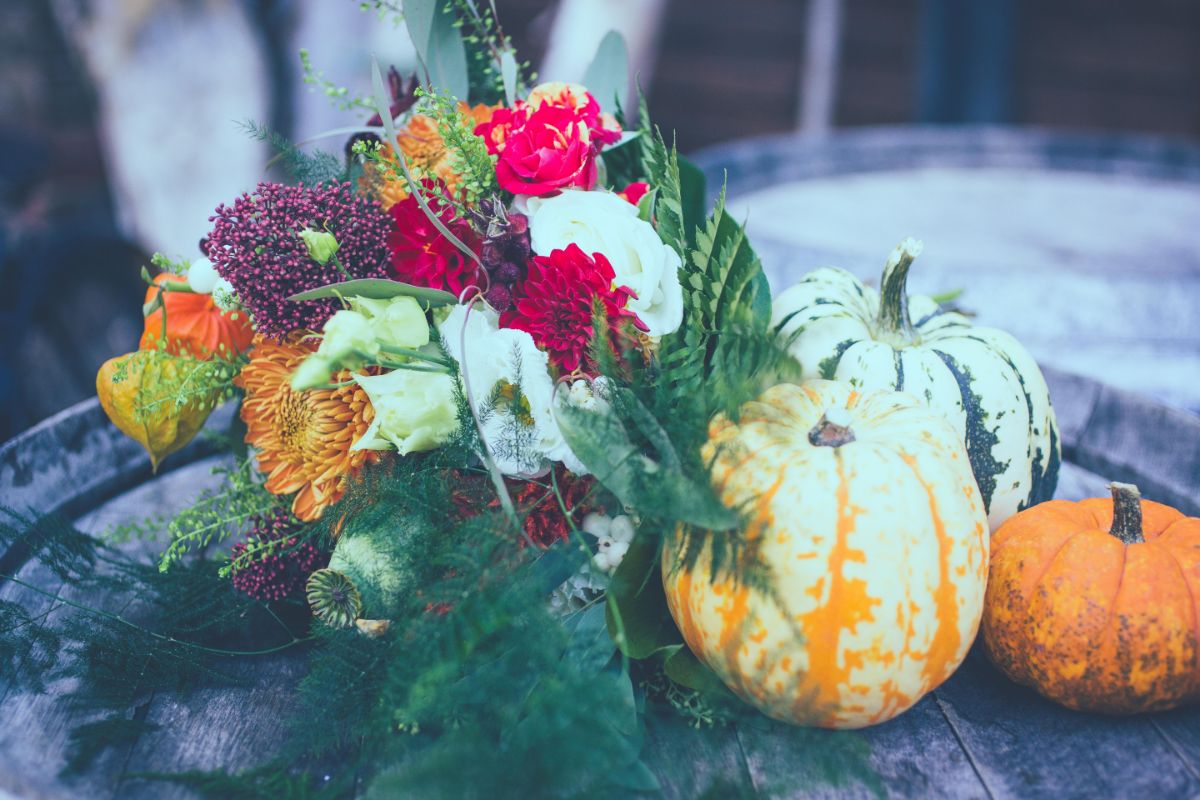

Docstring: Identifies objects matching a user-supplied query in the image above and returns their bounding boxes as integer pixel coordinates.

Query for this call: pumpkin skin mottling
[983,497,1200,714]
[663,380,989,729]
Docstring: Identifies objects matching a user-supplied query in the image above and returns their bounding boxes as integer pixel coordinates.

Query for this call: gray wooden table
[4,126,1200,798]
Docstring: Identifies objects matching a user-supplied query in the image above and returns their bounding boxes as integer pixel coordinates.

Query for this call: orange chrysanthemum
[236,335,379,521]
[363,103,496,210]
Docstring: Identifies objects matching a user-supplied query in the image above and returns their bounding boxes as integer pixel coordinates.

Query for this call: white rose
[527,190,684,337]
[186,257,219,294]
[351,369,459,454]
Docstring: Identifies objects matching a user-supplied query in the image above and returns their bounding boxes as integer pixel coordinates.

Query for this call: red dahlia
[501,243,644,373]
[387,187,485,296]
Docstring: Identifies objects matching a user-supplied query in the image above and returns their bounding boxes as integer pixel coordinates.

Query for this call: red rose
[492,104,598,196]
[386,189,485,296]
[474,83,623,197]
[618,182,650,206]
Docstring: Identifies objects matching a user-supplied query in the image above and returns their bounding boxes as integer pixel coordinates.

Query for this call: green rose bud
[318,310,377,363]
[299,228,340,265]
[351,369,459,454]
[291,355,335,391]
[349,296,430,350]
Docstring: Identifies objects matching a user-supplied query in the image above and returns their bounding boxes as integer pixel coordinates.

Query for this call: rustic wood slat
[932,650,1200,799]
[734,695,990,799]
[641,710,757,798]
[0,456,234,800]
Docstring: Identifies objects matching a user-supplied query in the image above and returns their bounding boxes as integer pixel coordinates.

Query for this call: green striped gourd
[771,239,1059,530]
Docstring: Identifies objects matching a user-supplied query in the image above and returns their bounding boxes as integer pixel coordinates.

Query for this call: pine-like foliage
[239,120,346,186]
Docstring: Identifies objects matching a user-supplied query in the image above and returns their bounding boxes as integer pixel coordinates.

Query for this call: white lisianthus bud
[299,228,340,265]
[290,355,334,391]
[351,369,459,454]
[349,296,430,349]
[527,189,684,337]
[318,310,377,361]
[186,257,219,294]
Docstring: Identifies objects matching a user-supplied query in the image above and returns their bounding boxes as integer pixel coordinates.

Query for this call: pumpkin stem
[809,407,857,448]
[876,238,923,343]
[1108,482,1144,545]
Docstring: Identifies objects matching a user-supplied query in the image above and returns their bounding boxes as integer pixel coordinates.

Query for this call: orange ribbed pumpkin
[663,380,989,729]
[983,483,1200,714]
[141,273,254,358]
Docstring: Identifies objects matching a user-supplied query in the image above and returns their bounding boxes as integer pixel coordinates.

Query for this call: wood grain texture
[735,696,989,799]
[934,649,1200,799]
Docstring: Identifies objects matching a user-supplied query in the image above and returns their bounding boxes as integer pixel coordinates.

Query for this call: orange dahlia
[236,335,379,521]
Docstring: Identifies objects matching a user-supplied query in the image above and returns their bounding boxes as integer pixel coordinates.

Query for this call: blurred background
[2,0,1198,440]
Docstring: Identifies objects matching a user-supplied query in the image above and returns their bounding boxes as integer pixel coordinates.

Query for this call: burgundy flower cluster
[207,182,393,339]
[230,509,327,601]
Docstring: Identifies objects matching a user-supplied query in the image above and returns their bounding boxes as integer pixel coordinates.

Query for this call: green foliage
[299,49,373,113]
[0,510,310,779]
[238,120,346,186]
[65,717,161,775]
[405,0,469,101]
[655,183,800,423]
[449,0,530,105]
[158,458,281,572]
[415,86,499,203]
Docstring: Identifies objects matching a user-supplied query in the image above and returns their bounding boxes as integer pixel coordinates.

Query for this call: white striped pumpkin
[663,381,989,728]
[771,239,1060,530]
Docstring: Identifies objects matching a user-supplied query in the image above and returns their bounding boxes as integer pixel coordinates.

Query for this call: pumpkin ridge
[1160,542,1200,679]
[789,450,873,724]
[898,451,964,689]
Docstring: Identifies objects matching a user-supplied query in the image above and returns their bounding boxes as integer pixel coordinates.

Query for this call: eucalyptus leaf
[562,602,616,677]
[604,535,682,660]
[555,388,736,530]
[582,30,630,114]
[287,278,458,306]
[404,0,469,100]
[663,646,737,701]
[500,49,519,106]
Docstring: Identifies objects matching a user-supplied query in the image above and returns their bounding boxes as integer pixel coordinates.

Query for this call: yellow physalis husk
[95,351,215,472]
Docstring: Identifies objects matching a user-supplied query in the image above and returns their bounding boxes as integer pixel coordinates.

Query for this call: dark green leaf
[605,535,682,659]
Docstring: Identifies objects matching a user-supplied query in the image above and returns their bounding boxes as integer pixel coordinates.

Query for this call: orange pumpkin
[662,381,989,728]
[141,273,254,358]
[983,483,1200,714]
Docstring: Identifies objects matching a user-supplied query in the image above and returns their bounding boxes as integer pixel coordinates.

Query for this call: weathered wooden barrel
[4,127,1200,797]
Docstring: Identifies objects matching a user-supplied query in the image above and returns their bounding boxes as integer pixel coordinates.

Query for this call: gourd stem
[876,238,923,342]
[809,408,856,448]
[1109,482,1144,545]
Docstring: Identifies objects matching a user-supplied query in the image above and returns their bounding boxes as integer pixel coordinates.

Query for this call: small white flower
[527,189,684,337]
[186,256,219,294]
[586,512,637,573]
[211,278,240,312]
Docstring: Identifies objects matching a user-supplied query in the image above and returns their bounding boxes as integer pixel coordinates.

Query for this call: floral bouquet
[13,1,1154,797]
